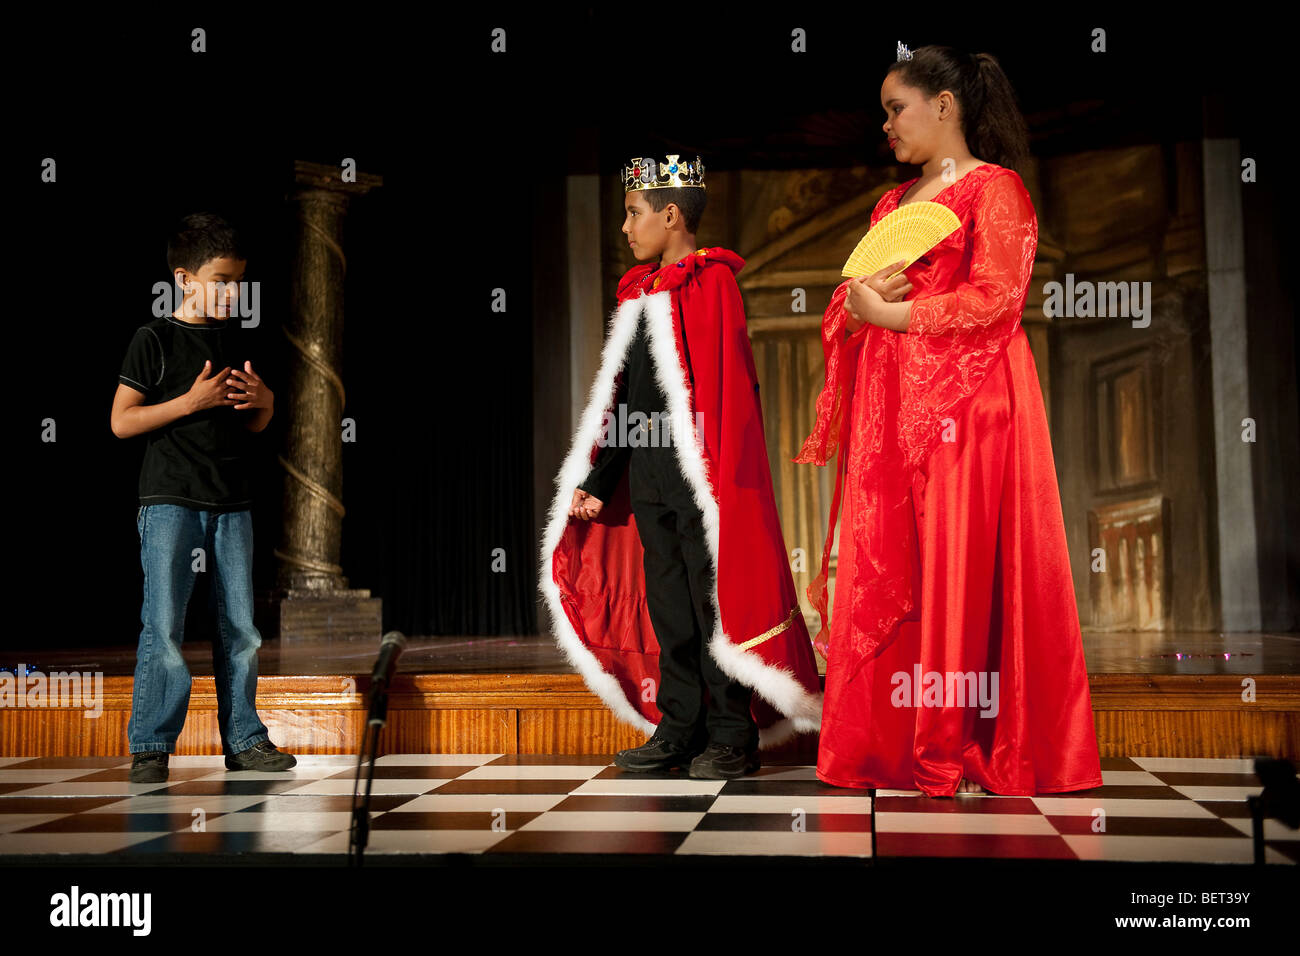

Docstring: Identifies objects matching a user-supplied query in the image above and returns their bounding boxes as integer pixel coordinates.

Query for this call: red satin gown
[797,163,1103,797]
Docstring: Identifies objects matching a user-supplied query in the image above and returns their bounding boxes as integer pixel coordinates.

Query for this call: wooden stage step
[2,672,1298,761]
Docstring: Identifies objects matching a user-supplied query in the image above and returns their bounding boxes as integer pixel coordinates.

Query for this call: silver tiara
[896,41,913,61]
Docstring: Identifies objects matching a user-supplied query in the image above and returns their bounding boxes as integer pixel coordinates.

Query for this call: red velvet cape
[540,247,822,749]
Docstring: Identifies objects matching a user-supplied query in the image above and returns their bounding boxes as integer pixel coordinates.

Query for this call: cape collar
[616,246,745,301]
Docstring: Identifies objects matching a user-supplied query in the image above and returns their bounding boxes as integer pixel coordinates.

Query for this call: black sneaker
[614,731,705,772]
[129,752,169,783]
[688,742,761,779]
[225,740,297,771]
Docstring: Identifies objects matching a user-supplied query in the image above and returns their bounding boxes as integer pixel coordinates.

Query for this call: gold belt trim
[738,606,799,651]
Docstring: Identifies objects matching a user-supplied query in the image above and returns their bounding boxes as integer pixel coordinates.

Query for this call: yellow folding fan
[841,200,962,280]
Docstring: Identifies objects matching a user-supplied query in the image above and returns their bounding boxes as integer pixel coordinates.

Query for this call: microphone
[370,630,407,692]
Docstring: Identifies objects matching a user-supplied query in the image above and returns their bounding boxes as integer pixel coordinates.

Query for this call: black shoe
[688,742,761,779]
[129,752,169,783]
[614,731,705,772]
[225,740,297,771]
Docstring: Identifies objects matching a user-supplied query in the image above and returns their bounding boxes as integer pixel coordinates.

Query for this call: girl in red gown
[797,44,1103,797]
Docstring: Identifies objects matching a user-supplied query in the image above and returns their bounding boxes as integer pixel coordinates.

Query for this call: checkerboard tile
[0,754,1294,863]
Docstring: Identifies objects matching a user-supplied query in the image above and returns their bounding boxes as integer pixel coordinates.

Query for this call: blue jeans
[128,504,270,756]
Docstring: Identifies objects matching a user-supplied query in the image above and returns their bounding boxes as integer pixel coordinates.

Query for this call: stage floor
[6,631,1300,677]
[1,754,1296,864]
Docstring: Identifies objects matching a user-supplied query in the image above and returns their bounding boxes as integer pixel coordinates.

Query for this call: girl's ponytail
[889,46,1029,176]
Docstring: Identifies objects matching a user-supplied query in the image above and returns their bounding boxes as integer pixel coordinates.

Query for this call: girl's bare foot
[956,776,986,794]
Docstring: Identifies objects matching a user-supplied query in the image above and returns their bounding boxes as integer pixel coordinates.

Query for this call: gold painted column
[270,159,383,642]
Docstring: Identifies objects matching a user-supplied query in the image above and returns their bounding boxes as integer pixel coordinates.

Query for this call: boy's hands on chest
[184,360,240,414]
[181,359,273,434]
[227,360,274,433]
[225,361,273,412]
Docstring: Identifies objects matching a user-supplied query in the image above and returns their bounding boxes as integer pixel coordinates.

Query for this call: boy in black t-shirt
[112,213,295,783]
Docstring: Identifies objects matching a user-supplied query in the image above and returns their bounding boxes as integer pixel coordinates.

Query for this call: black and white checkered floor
[1,754,1295,862]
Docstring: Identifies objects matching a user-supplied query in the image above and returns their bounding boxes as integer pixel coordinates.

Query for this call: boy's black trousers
[627,440,758,752]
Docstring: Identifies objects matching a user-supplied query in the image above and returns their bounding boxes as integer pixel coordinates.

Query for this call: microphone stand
[348,631,406,867]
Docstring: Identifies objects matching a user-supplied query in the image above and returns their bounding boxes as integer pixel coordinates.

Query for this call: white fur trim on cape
[539,288,823,750]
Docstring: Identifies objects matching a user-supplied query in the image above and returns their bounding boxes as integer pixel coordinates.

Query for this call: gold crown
[623,154,706,192]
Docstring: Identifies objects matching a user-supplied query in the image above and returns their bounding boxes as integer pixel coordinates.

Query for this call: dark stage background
[10,11,1292,653]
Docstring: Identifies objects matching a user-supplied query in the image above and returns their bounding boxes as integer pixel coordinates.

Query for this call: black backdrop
[10,10,1293,653]
[13,15,538,649]
[17,143,536,647]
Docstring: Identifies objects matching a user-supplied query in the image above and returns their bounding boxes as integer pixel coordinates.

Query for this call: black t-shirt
[118,314,262,513]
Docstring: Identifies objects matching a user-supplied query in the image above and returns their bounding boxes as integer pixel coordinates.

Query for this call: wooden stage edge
[3,673,1298,761]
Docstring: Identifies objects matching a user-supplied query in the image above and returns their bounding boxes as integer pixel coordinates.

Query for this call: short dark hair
[641,186,707,234]
[166,212,246,275]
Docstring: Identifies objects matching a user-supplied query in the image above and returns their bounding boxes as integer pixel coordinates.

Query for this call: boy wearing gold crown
[539,155,822,778]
